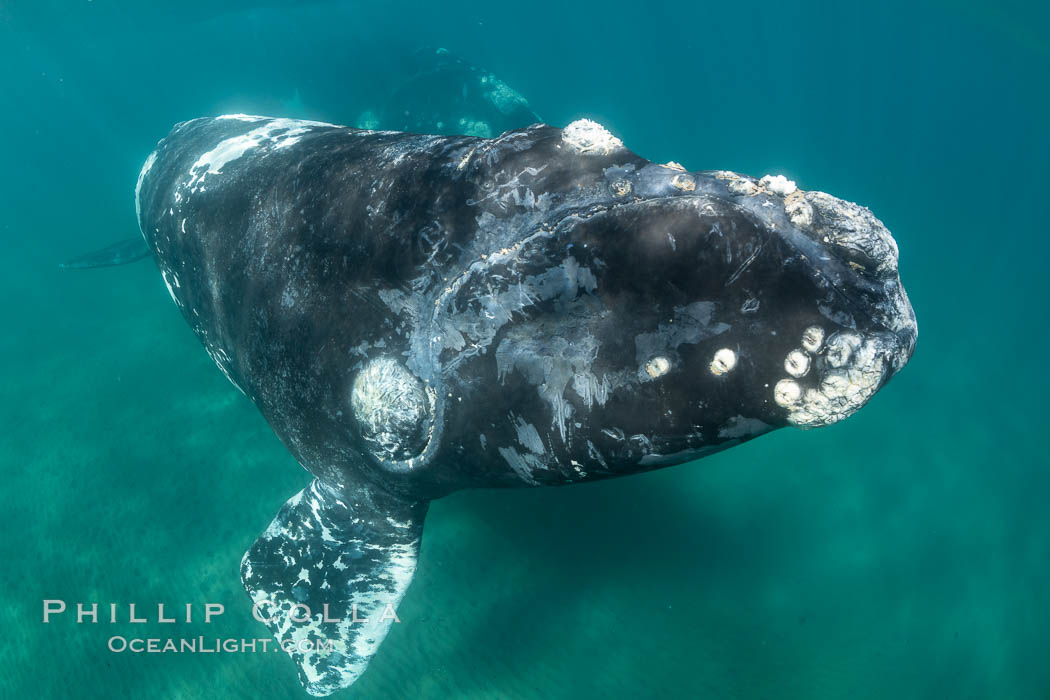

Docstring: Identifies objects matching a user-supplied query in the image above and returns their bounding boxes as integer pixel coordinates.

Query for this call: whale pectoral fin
[58,237,150,269]
[241,478,428,696]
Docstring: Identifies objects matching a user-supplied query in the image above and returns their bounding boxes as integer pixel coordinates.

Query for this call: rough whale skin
[135,114,917,695]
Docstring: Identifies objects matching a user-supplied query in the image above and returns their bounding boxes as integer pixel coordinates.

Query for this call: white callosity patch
[561,119,624,156]
[671,173,696,191]
[801,325,825,353]
[784,190,814,228]
[774,329,893,427]
[609,178,632,197]
[759,174,798,196]
[728,179,760,196]
[784,349,811,377]
[709,348,738,376]
[644,356,671,378]
[774,379,802,407]
[825,332,861,368]
[350,358,434,464]
[185,117,334,193]
[713,170,760,196]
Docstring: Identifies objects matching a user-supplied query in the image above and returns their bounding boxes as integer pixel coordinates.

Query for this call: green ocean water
[2,1,1048,697]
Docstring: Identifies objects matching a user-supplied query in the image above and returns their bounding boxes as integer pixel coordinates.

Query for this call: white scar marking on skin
[185,117,335,192]
[497,446,543,485]
[134,150,157,231]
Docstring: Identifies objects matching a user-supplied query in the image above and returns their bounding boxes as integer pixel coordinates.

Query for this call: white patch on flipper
[562,119,623,155]
[243,481,424,695]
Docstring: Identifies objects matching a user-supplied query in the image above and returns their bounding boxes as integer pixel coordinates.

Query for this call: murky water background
[2,1,1048,697]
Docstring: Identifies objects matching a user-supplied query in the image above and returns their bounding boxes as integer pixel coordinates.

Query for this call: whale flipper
[241,479,427,696]
[59,237,150,269]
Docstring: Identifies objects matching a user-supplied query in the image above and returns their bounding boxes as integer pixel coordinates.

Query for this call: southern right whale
[125,112,918,695]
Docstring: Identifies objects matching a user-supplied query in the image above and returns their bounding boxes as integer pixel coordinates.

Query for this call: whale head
[437,128,919,479]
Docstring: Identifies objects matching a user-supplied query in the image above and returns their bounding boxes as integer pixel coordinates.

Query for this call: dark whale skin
[135,114,917,694]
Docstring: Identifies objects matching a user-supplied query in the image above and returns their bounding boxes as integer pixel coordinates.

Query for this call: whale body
[134,114,917,695]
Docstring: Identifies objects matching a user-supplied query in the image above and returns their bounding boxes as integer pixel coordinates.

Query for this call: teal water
[2,1,1048,697]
